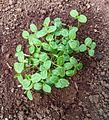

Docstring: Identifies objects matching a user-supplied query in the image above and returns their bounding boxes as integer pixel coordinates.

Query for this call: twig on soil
[6,62,12,69]
[74,82,79,91]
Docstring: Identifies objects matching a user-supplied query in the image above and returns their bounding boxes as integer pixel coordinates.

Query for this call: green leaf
[43,60,51,70]
[88,49,95,57]
[54,18,62,28]
[76,63,83,70]
[28,34,36,45]
[79,44,87,52]
[66,70,76,76]
[37,28,47,38]
[49,41,58,49]
[34,83,42,91]
[52,69,60,76]
[41,70,47,79]
[64,62,73,70]
[21,79,31,89]
[55,79,69,88]
[62,39,67,45]
[91,42,96,49]
[40,52,49,62]
[47,26,56,33]
[29,45,35,54]
[16,45,22,52]
[85,37,92,46]
[16,74,23,84]
[43,84,51,93]
[27,90,33,100]
[32,59,39,66]
[30,23,37,32]
[34,53,39,58]
[46,75,59,85]
[58,44,65,51]
[22,30,29,39]
[17,51,24,62]
[14,62,24,73]
[31,73,42,83]
[46,34,54,41]
[43,17,50,27]
[69,27,78,40]
[32,39,42,46]
[70,9,79,18]
[68,40,77,49]
[58,67,65,77]
[57,55,64,66]
[60,29,68,37]
[78,15,87,23]
[42,43,51,51]
[39,65,45,72]
[64,54,70,62]
[70,57,78,66]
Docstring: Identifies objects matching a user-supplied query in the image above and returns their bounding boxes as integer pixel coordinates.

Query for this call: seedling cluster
[14,9,96,100]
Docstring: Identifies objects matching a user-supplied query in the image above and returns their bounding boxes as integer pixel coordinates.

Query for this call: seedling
[14,9,96,100]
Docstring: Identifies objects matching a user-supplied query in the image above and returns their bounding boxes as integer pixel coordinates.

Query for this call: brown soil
[0,0,109,120]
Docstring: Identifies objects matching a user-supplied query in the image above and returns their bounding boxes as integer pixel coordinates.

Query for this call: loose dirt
[0,0,109,120]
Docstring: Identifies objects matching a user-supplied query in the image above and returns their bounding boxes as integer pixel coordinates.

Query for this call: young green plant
[14,9,96,100]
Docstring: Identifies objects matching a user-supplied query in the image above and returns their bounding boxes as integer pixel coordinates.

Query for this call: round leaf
[34,83,42,91]
[30,24,37,32]
[78,15,87,23]
[46,75,59,85]
[46,34,54,41]
[43,17,50,27]
[79,44,87,52]
[41,70,47,79]
[76,63,83,70]
[29,45,35,54]
[47,26,56,33]
[43,84,51,93]
[27,90,33,100]
[57,55,64,66]
[37,28,47,38]
[14,62,24,73]
[49,41,58,49]
[88,49,95,57]
[64,62,73,70]
[40,52,49,62]
[16,45,22,52]
[85,37,92,46]
[66,70,76,76]
[70,9,79,18]
[43,60,51,70]
[31,73,42,83]
[54,18,62,28]
[70,57,78,66]
[60,29,68,37]
[22,31,29,39]
[17,51,24,62]
[91,42,96,49]
[69,27,78,40]
[68,40,77,49]
[58,67,65,77]
[42,43,51,51]
[55,79,69,88]
[21,79,31,89]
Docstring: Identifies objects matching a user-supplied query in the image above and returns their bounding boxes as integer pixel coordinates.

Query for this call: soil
[0,0,109,120]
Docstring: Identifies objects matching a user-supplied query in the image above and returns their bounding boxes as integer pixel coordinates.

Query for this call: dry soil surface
[0,0,109,120]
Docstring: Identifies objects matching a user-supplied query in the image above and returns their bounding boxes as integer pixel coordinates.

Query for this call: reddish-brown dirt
[0,0,109,120]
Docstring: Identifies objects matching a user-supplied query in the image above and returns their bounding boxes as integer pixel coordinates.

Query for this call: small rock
[101,71,105,76]
[9,0,13,5]
[4,118,8,120]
